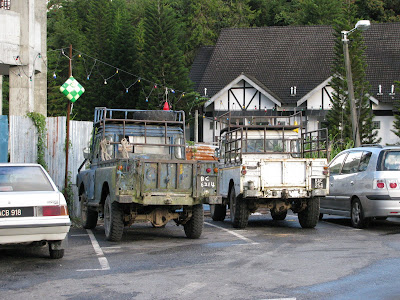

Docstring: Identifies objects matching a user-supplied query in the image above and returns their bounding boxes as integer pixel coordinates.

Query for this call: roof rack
[359,144,383,148]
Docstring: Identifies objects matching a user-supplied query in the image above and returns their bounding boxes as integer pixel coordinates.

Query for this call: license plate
[199,175,216,189]
[0,207,34,218]
[312,178,326,189]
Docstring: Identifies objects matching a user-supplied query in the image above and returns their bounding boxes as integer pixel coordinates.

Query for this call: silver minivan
[320,145,400,228]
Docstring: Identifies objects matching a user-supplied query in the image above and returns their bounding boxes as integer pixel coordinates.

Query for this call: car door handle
[350,181,354,185]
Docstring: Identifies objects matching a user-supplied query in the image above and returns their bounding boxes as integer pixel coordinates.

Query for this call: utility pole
[342,31,361,147]
[64,45,72,196]
[340,20,370,147]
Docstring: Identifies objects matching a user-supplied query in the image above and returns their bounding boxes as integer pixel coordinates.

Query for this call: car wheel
[184,204,204,239]
[270,209,287,221]
[298,197,320,228]
[49,247,64,259]
[80,192,98,229]
[351,198,371,229]
[210,203,227,221]
[229,185,249,229]
[104,194,124,241]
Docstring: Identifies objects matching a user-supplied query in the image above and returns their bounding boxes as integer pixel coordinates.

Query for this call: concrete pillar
[34,0,47,115]
[8,0,46,116]
[9,66,34,115]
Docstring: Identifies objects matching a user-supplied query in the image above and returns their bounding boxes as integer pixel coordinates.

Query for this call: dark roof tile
[191,23,400,105]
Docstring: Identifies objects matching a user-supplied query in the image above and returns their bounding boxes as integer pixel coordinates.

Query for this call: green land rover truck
[77,107,221,241]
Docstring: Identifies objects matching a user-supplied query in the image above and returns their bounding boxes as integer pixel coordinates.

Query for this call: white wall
[374,116,399,145]
[307,86,333,110]
[204,80,399,146]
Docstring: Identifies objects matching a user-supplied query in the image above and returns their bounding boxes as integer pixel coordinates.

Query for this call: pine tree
[326,3,380,147]
[140,0,193,111]
[291,0,343,25]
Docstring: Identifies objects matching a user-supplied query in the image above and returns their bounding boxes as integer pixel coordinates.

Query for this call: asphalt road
[1,213,400,300]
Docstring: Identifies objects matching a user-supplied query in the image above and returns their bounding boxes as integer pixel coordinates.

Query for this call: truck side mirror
[83,147,91,159]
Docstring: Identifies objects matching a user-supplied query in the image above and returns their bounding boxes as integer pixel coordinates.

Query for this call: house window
[0,0,11,9]
[373,121,380,129]
[210,121,214,130]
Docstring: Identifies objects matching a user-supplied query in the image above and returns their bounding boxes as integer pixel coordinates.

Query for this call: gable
[204,74,282,111]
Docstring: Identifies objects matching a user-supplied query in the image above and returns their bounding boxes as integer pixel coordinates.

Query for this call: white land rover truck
[211,112,329,229]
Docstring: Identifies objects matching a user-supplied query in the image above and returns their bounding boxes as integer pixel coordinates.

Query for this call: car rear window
[378,150,400,171]
[0,166,54,192]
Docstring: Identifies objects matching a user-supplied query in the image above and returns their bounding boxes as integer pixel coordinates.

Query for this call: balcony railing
[0,0,11,10]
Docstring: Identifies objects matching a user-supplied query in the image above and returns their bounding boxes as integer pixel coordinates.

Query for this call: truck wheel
[229,186,249,229]
[210,204,226,221]
[184,204,204,239]
[104,194,124,242]
[351,198,371,228]
[49,248,64,259]
[80,193,98,229]
[298,197,320,228]
[270,209,287,221]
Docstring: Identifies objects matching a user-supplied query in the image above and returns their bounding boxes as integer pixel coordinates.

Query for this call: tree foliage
[391,82,400,141]
[34,0,400,122]
[326,3,381,148]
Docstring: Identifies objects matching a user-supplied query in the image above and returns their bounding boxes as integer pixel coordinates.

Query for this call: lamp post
[341,20,370,147]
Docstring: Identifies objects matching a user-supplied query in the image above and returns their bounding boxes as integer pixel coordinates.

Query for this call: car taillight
[376,180,385,189]
[390,182,398,189]
[214,167,218,173]
[206,168,211,173]
[38,205,68,216]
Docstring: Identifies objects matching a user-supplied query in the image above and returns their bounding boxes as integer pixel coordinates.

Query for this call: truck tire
[80,193,98,229]
[184,204,204,239]
[104,194,124,242]
[210,204,226,221]
[351,198,371,228]
[298,197,320,228]
[49,248,64,259]
[229,186,249,229]
[270,209,287,221]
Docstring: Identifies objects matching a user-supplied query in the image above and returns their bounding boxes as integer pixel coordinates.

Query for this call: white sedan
[0,163,71,259]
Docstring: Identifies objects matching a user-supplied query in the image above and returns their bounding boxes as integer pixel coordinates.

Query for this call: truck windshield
[245,139,299,153]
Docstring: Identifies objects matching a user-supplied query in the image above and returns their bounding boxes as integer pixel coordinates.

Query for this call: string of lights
[10,47,187,105]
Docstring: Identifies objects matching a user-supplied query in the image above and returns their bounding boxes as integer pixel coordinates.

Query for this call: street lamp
[341,20,370,147]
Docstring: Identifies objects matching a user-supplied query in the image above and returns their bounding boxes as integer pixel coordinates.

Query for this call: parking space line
[76,229,110,272]
[261,298,296,300]
[204,222,259,245]
[320,220,362,230]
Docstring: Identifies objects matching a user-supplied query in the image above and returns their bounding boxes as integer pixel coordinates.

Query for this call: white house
[190,24,400,146]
